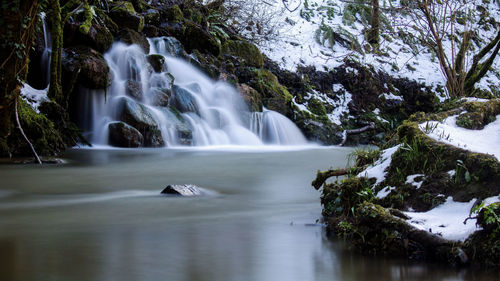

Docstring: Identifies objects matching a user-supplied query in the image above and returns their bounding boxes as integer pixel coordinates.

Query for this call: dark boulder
[109,1,145,32]
[63,10,115,53]
[223,40,263,68]
[161,184,203,196]
[237,83,262,112]
[147,54,165,72]
[143,8,161,25]
[117,28,150,53]
[62,46,110,89]
[117,97,164,147]
[108,121,144,147]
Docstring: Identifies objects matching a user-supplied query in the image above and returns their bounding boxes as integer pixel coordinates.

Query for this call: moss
[307,98,327,116]
[321,177,374,217]
[9,100,66,156]
[456,99,500,129]
[182,21,221,56]
[223,40,264,68]
[109,1,145,32]
[164,4,184,23]
[248,69,294,115]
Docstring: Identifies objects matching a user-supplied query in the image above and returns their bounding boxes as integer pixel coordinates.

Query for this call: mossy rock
[110,1,145,32]
[223,40,263,68]
[147,54,165,72]
[118,27,150,53]
[62,46,110,89]
[8,99,66,156]
[181,21,221,56]
[63,8,115,53]
[237,83,262,112]
[143,8,161,25]
[163,4,184,23]
[247,69,294,115]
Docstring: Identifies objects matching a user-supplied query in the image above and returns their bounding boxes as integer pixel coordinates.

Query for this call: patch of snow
[358,145,402,186]
[305,89,352,125]
[447,170,456,178]
[461,97,490,103]
[376,186,395,199]
[332,83,344,92]
[382,93,403,101]
[405,196,500,242]
[373,108,380,115]
[292,96,311,114]
[405,174,425,189]
[419,115,500,160]
[20,84,49,113]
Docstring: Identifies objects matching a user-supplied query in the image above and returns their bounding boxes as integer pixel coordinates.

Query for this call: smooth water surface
[0,148,497,281]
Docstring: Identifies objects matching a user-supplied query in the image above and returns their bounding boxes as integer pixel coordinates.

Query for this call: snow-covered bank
[420,115,500,161]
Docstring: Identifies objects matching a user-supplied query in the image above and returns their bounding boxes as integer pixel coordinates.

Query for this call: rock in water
[161,184,203,196]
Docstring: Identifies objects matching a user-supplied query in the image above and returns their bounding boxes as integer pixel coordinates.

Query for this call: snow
[358,145,401,186]
[20,84,49,113]
[420,115,500,160]
[405,196,500,242]
[382,93,403,101]
[301,90,352,125]
[405,174,425,189]
[376,186,395,199]
[461,97,490,103]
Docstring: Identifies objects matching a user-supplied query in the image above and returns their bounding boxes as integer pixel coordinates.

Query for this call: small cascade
[81,37,308,147]
[40,12,52,87]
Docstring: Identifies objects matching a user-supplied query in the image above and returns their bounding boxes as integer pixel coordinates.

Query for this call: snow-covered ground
[358,144,401,186]
[236,0,499,97]
[405,196,500,242]
[420,114,500,161]
[21,84,49,113]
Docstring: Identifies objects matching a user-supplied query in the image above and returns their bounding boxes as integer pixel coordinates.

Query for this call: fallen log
[339,123,375,146]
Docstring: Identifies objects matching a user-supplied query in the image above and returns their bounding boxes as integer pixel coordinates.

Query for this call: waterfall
[82,37,307,147]
[40,12,51,87]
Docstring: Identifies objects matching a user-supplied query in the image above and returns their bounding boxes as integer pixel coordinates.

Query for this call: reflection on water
[0,148,497,281]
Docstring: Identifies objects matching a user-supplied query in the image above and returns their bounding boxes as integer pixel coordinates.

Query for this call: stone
[117,97,164,147]
[63,11,115,53]
[62,46,110,89]
[125,80,143,101]
[223,40,264,68]
[171,85,199,113]
[118,28,150,53]
[109,1,145,32]
[108,121,144,147]
[237,83,262,112]
[147,54,165,72]
[181,21,221,56]
[149,87,171,107]
[161,184,203,196]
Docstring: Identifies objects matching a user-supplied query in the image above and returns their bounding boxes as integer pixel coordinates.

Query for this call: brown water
[0,147,497,281]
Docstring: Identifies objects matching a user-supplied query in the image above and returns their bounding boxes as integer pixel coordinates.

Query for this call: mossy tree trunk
[47,0,83,109]
[368,0,379,45]
[0,0,39,155]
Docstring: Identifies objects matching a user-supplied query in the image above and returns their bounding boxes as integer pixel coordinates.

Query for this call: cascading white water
[40,12,51,87]
[83,37,307,147]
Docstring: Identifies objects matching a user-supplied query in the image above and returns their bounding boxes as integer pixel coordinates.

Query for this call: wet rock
[125,80,144,100]
[109,1,145,32]
[149,87,171,107]
[62,46,110,89]
[108,121,144,147]
[147,54,165,72]
[117,97,164,147]
[171,85,199,113]
[118,28,150,53]
[161,184,203,196]
[153,37,186,58]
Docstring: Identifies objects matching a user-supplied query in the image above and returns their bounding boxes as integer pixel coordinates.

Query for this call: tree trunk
[0,1,40,155]
[48,0,64,107]
[368,0,380,45]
